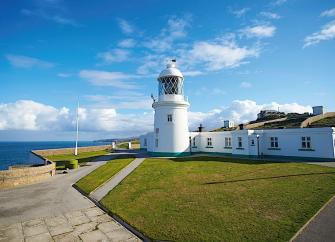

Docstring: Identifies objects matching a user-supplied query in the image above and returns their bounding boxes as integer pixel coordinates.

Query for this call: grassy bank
[46,150,111,169]
[101,157,335,242]
[75,157,135,194]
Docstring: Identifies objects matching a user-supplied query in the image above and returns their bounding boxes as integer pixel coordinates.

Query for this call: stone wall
[33,145,112,156]
[0,158,55,190]
[300,112,335,128]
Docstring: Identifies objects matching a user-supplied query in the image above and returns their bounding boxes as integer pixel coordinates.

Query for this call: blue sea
[0,141,110,170]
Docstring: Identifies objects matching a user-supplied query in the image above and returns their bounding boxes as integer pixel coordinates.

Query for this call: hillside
[308,116,335,128]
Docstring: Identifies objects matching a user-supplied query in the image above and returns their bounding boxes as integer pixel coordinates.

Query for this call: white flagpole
[74,100,79,156]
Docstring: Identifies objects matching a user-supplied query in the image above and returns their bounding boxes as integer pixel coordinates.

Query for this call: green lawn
[46,150,111,169]
[75,157,135,194]
[101,157,335,242]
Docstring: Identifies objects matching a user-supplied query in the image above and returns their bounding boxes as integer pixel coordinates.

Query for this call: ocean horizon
[0,141,111,170]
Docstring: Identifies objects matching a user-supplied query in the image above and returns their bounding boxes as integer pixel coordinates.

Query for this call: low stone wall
[300,112,335,128]
[33,145,112,156]
[0,158,55,190]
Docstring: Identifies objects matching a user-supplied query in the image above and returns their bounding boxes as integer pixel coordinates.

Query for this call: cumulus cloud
[97,49,130,63]
[118,19,134,34]
[79,70,137,89]
[321,8,335,17]
[303,20,335,47]
[188,100,312,130]
[5,54,54,68]
[0,99,312,138]
[0,100,69,131]
[241,25,276,38]
[188,39,260,70]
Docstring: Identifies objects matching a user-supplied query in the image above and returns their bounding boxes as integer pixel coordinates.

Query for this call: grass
[75,157,135,194]
[309,116,335,128]
[46,150,111,169]
[101,157,335,242]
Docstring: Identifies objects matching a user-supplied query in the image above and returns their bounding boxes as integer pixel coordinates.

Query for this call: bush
[66,159,78,169]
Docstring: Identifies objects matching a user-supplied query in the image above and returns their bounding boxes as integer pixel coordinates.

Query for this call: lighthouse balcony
[157,94,188,102]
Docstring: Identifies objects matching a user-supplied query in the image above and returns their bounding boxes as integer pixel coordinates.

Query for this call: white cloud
[260,11,281,19]
[188,39,259,70]
[143,15,190,52]
[303,20,335,47]
[188,100,312,130]
[79,70,136,89]
[5,54,54,68]
[240,81,252,88]
[21,8,79,26]
[58,72,72,78]
[241,25,276,38]
[272,0,287,6]
[321,8,335,17]
[0,100,69,131]
[118,19,134,34]
[97,49,130,63]
[230,8,250,18]
[118,39,136,48]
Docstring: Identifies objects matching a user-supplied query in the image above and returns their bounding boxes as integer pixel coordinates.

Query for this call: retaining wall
[301,112,335,128]
[0,158,55,190]
[33,145,112,156]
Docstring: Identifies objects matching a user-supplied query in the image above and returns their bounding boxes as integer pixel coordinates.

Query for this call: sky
[0,0,335,141]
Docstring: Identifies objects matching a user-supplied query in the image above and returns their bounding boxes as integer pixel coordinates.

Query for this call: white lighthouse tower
[151,60,190,156]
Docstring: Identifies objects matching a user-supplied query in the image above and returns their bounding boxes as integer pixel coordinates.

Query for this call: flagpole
[75,100,79,156]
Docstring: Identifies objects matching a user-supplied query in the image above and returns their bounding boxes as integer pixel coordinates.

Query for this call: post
[189,136,192,155]
[74,101,79,156]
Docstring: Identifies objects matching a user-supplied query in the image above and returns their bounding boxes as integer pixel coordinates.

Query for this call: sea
[0,141,111,170]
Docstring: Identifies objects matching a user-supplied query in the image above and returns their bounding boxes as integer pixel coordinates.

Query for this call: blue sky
[0,0,335,141]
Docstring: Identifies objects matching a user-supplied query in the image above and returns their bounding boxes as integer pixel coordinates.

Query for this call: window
[155,139,159,148]
[144,138,147,146]
[301,136,311,149]
[192,137,196,147]
[270,137,279,148]
[251,139,255,146]
[225,137,232,147]
[207,137,213,147]
[238,137,243,148]
[167,114,173,122]
[155,128,159,134]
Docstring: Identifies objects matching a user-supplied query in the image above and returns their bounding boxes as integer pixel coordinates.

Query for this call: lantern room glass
[158,76,184,95]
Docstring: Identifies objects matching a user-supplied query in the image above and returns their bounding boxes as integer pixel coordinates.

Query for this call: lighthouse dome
[158,61,184,80]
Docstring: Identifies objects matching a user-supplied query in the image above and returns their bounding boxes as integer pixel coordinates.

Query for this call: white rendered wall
[258,128,335,159]
[153,101,190,153]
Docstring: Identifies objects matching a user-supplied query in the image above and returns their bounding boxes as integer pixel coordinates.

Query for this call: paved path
[0,206,140,242]
[293,195,335,242]
[91,158,145,201]
[0,152,142,241]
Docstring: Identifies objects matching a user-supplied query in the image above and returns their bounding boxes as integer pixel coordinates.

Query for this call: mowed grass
[46,150,111,169]
[75,158,135,194]
[101,157,335,242]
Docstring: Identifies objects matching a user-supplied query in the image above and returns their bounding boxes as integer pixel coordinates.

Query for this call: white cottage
[140,61,335,161]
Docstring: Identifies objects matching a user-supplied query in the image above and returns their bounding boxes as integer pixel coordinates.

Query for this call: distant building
[313,106,324,115]
[257,110,285,119]
[223,120,234,128]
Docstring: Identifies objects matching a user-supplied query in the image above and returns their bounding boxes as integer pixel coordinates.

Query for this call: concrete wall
[0,154,55,190]
[33,145,112,156]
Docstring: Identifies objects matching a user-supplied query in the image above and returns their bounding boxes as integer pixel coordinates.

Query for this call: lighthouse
[151,60,190,156]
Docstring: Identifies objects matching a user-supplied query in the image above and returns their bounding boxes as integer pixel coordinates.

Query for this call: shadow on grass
[203,171,335,185]
[171,156,292,165]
